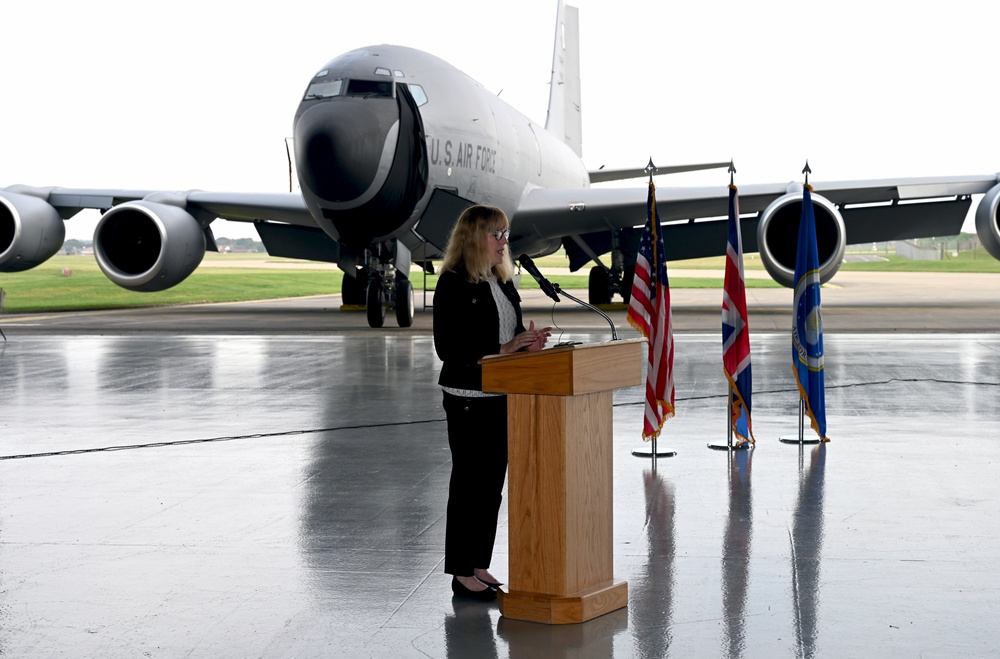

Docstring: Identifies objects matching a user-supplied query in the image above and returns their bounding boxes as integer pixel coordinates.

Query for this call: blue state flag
[792,186,829,441]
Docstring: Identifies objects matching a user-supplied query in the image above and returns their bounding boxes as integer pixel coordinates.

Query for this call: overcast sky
[3,0,997,240]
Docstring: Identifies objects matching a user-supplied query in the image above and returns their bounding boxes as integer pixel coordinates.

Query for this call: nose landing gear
[362,268,414,329]
[342,242,417,329]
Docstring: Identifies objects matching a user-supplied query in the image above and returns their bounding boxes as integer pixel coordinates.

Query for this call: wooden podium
[480,339,643,624]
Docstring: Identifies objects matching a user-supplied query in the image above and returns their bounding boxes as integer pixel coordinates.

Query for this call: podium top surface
[479,338,644,396]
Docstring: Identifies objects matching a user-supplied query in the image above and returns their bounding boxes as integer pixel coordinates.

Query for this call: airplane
[3,1,1000,329]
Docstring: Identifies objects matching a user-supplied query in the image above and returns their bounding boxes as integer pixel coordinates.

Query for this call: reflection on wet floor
[1,332,998,657]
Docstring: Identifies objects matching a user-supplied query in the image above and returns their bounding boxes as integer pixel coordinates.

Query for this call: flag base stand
[632,448,677,458]
[708,441,751,451]
[631,437,676,458]
[711,386,753,451]
[779,400,820,445]
[779,436,821,445]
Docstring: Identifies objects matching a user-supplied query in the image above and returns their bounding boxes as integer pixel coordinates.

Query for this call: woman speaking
[433,205,551,601]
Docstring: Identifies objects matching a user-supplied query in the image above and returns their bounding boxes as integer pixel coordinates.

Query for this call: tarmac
[1,271,999,657]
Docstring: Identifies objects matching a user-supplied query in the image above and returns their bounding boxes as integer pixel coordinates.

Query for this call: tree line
[61,236,265,254]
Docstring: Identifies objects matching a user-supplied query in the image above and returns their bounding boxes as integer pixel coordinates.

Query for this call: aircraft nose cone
[293,99,397,204]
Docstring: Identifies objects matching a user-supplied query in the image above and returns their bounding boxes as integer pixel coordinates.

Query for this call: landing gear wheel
[395,278,414,328]
[366,278,386,328]
[588,266,611,306]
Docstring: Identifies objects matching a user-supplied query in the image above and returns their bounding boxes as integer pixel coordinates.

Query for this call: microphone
[516,253,619,340]
[517,254,561,303]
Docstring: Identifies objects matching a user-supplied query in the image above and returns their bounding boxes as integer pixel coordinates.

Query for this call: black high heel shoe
[475,575,503,588]
[452,576,497,601]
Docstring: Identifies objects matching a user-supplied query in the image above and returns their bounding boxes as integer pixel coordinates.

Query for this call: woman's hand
[525,320,552,351]
[501,320,552,354]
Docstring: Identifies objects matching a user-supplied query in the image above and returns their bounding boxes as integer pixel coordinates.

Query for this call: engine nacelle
[975,183,1000,262]
[756,190,847,288]
[94,201,206,292]
[0,191,66,272]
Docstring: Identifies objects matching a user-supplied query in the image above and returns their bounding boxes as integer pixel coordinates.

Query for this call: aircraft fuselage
[292,45,589,259]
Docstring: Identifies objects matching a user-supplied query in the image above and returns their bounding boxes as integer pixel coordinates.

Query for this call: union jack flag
[627,181,675,440]
[722,184,754,444]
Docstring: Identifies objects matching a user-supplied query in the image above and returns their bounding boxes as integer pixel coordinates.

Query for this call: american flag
[627,181,675,440]
[722,184,754,444]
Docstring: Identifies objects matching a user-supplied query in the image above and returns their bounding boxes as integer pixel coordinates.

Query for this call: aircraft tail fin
[545,2,582,158]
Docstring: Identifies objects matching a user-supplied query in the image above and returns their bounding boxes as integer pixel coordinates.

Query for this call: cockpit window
[303,78,344,100]
[346,79,394,98]
[408,84,428,107]
[374,67,392,77]
[393,70,405,78]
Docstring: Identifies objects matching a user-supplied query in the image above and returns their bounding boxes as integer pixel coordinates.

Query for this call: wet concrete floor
[1,275,999,657]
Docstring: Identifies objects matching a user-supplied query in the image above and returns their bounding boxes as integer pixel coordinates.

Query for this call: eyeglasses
[489,229,511,241]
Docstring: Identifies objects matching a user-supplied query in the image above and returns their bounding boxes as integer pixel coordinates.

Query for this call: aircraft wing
[177,191,314,226]
[588,161,732,184]
[1,183,330,288]
[512,174,999,269]
[14,186,315,227]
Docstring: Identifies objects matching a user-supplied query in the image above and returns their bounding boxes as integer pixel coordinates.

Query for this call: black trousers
[442,392,508,577]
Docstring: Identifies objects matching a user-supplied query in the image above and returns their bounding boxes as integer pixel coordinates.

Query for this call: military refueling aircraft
[3,1,1000,328]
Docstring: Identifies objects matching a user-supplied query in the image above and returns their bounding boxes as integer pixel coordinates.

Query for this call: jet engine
[975,183,1000,262]
[756,190,847,288]
[0,191,66,272]
[94,201,206,292]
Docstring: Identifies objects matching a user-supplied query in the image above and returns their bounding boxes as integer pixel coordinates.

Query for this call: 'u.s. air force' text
[428,138,496,174]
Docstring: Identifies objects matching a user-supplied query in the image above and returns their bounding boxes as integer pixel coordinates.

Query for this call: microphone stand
[551,283,619,341]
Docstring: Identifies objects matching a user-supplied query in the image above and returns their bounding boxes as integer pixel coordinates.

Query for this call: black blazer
[433,266,526,391]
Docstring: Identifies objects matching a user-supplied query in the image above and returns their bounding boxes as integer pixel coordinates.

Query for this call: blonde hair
[441,205,514,283]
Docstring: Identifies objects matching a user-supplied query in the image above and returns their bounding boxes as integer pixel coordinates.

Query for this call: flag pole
[632,159,677,460]
[781,161,824,445]
[780,400,819,445]
[632,436,677,459]
[712,161,752,452]
[709,383,751,451]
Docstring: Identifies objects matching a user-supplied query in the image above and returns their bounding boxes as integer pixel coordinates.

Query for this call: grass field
[1,248,997,313]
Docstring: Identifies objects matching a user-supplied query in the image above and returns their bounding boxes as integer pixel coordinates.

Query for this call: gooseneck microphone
[517,254,561,303]
[516,254,619,341]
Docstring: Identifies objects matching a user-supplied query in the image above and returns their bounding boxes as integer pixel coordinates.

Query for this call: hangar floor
[1,277,998,657]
